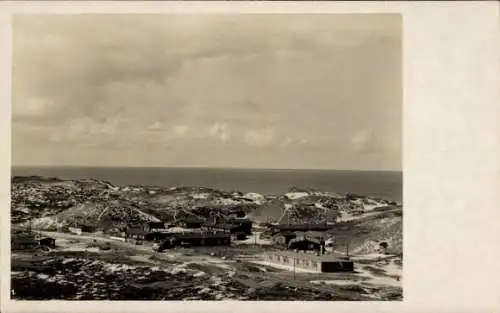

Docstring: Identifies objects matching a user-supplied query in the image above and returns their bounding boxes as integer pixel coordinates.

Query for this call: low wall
[264,251,354,273]
[265,253,321,272]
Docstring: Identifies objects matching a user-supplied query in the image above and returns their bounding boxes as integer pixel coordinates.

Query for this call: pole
[293,256,296,280]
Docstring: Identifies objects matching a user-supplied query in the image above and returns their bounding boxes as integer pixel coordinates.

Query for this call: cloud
[207,123,230,143]
[350,130,381,154]
[173,125,188,136]
[244,127,276,146]
[147,121,163,131]
[13,97,54,117]
[49,116,120,143]
[281,137,294,147]
[12,15,401,170]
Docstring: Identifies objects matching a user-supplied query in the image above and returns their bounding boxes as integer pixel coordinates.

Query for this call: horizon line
[11,164,402,172]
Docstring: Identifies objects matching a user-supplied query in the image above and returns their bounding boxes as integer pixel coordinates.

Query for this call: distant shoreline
[11,165,403,173]
[11,174,401,205]
[11,167,402,203]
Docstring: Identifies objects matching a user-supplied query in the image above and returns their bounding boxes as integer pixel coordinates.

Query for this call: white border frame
[1,1,500,313]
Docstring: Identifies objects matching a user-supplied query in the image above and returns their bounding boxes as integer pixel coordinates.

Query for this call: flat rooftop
[267,250,351,262]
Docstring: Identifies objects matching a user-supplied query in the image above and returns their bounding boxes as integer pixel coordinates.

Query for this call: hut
[156,231,231,252]
[126,226,146,240]
[272,231,297,245]
[287,237,321,252]
[39,236,56,249]
[229,218,253,235]
[79,224,96,233]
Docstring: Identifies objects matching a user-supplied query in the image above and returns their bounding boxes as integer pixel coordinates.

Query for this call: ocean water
[11,167,403,203]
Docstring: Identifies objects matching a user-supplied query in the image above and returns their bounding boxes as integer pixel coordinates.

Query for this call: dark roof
[127,227,145,234]
[298,231,327,239]
[268,250,349,262]
[168,231,230,240]
[273,223,331,231]
[178,215,204,223]
[276,231,297,237]
[39,236,55,241]
[210,223,237,229]
[289,237,321,245]
[231,217,252,223]
[78,224,95,228]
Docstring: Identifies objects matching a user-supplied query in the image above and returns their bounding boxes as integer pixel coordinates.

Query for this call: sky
[11,14,402,170]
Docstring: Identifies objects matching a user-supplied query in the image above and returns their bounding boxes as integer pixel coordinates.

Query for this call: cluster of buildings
[61,210,254,251]
[11,230,56,251]
[125,213,254,250]
[260,222,355,273]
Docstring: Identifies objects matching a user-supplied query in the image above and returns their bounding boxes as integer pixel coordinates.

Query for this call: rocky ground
[12,176,398,235]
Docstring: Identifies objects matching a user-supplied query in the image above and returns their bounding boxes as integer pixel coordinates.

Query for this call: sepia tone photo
[10,13,402,301]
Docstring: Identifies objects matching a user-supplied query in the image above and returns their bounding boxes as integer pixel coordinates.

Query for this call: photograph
[10,13,403,301]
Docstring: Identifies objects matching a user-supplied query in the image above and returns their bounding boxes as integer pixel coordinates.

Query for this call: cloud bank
[12,14,402,170]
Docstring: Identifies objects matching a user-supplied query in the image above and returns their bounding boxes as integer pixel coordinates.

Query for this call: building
[175,216,205,229]
[287,237,322,252]
[205,216,253,235]
[125,226,146,240]
[78,224,95,233]
[39,237,56,249]
[156,231,231,251]
[125,220,164,240]
[264,250,354,273]
[298,230,327,240]
[272,231,297,245]
[202,222,232,234]
[270,223,332,234]
[229,218,253,235]
[148,221,166,232]
[144,230,172,241]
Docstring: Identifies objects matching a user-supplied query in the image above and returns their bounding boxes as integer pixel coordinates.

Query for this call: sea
[11,166,403,203]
